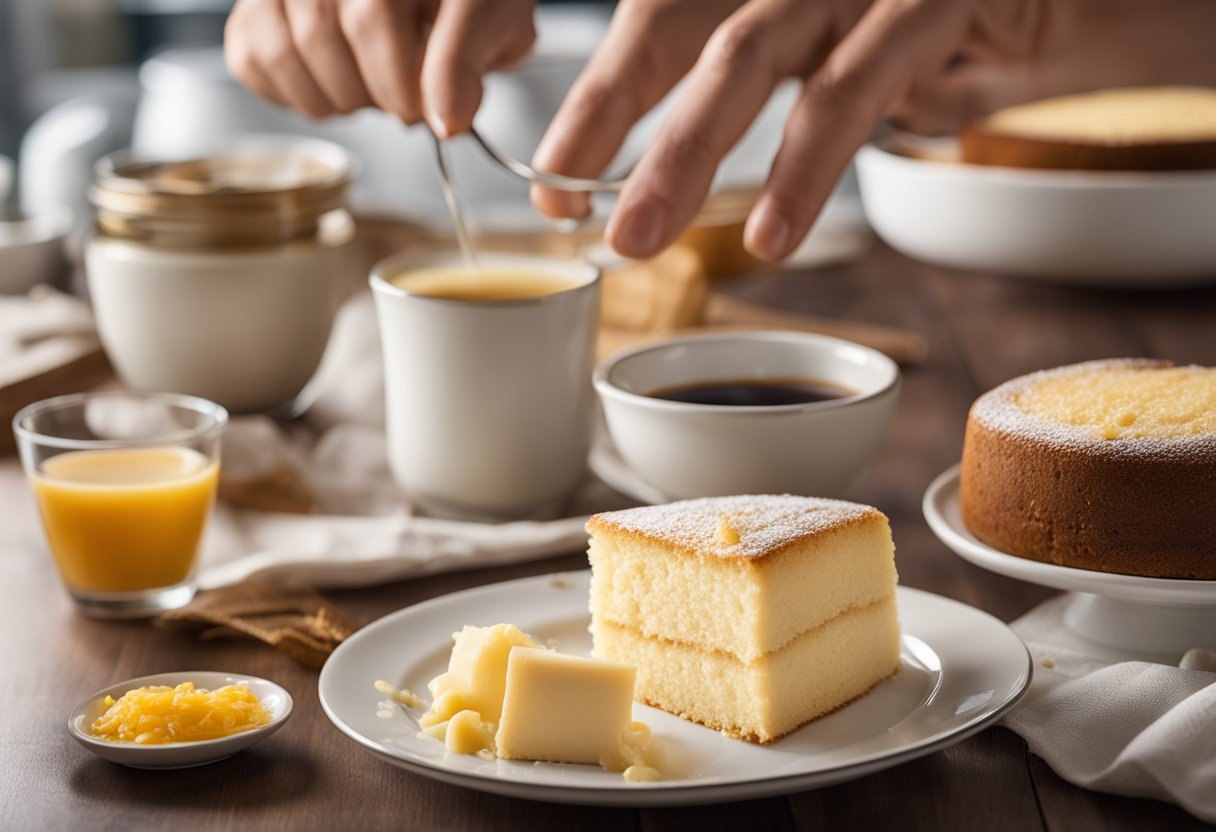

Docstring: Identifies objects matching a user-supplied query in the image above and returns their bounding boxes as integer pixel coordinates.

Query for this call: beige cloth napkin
[1001,594,1216,822]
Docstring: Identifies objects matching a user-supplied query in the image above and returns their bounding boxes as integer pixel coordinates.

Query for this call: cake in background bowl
[961,87,1216,171]
[587,494,901,744]
[960,359,1216,579]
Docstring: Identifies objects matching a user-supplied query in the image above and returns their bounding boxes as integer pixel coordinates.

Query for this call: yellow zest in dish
[1016,365,1216,440]
[91,682,271,744]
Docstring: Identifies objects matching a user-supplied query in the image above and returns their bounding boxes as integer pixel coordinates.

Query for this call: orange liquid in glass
[32,447,218,592]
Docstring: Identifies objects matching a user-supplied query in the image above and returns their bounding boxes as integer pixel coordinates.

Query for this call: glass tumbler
[13,392,227,618]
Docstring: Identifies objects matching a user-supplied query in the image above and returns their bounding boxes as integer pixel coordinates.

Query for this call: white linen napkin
[1001,594,1216,822]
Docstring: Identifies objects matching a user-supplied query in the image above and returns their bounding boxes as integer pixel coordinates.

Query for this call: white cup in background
[370,251,600,521]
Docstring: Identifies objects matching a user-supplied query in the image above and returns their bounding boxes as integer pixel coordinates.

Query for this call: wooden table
[4,243,1214,831]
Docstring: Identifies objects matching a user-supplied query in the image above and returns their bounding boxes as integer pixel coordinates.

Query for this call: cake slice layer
[592,593,901,744]
[588,497,897,662]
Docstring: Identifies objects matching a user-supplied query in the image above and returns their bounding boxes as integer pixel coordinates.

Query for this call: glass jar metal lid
[91,135,358,248]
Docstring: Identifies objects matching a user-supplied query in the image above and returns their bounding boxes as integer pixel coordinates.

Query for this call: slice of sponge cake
[961,87,1216,171]
[587,495,901,743]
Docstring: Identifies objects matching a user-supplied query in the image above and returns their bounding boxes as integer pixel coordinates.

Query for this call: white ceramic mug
[370,251,600,520]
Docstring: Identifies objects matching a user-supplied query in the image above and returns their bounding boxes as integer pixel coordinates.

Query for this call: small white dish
[924,465,1216,663]
[0,204,72,294]
[68,671,293,769]
[856,137,1216,286]
[593,331,899,501]
[319,571,1031,807]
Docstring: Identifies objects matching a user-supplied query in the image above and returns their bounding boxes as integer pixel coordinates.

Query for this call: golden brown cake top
[979,87,1216,145]
[969,359,1216,458]
[586,495,880,561]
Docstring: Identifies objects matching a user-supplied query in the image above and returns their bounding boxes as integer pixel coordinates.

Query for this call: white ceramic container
[594,331,900,500]
[85,137,356,414]
[371,251,600,520]
[86,236,345,413]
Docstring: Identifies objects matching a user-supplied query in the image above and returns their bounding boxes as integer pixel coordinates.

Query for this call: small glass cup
[13,392,227,618]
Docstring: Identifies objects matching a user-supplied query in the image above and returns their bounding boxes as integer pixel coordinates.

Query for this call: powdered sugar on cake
[970,358,1216,462]
[588,495,876,560]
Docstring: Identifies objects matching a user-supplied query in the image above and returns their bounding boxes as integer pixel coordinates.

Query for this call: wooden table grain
[4,243,1214,832]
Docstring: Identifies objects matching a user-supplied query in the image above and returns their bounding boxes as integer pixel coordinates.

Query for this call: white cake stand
[923,464,1216,664]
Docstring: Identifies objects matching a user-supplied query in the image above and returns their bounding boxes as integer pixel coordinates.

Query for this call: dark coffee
[647,378,854,406]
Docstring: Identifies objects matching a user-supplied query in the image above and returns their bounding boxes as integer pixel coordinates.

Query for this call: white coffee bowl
[594,331,900,501]
[0,204,72,294]
[856,137,1216,287]
[68,671,293,769]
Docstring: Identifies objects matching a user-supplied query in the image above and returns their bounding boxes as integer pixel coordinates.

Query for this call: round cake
[959,359,1216,579]
[960,87,1216,171]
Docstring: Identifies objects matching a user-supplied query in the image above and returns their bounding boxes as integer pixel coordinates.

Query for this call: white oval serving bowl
[855,138,1216,287]
[68,671,293,769]
[593,331,900,501]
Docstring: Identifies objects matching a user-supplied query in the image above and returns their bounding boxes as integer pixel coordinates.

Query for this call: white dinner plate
[923,465,1216,661]
[319,571,1032,806]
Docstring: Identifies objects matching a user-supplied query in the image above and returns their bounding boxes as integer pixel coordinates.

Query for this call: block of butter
[408,624,660,780]
[496,648,636,769]
[421,623,539,728]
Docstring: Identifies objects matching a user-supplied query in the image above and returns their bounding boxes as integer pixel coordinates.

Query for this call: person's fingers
[336,0,432,124]
[422,0,536,137]
[530,0,743,220]
[226,0,336,117]
[744,0,971,261]
[892,59,1023,135]
[284,0,375,114]
[226,10,290,107]
[605,0,829,258]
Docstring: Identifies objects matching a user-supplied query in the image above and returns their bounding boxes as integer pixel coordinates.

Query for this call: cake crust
[961,127,1216,171]
[960,359,1216,579]
[586,494,881,563]
[960,87,1216,171]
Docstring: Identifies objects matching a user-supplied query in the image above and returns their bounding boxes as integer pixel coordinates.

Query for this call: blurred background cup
[370,251,600,521]
[84,136,357,415]
[13,391,227,618]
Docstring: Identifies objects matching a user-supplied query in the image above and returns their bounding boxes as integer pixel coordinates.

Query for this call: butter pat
[444,709,495,755]
[420,624,540,727]
[495,648,642,771]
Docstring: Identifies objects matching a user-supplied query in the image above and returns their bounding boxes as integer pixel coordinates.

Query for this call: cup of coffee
[370,251,600,520]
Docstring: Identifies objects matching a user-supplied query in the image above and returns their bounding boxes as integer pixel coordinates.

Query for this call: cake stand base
[1061,593,1216,664]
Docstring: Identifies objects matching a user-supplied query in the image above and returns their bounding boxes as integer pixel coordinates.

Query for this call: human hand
[224,0,536,136]
[530,0,1061,262]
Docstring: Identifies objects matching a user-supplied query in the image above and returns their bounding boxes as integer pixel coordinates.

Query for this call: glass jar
[85,136,358,414]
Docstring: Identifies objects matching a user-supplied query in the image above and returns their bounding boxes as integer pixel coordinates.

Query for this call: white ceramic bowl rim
[0,204,74,248]
[860,140,1216,190]
[369,249,600,309]
[68,671,293,750]
[594,330,900,415]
